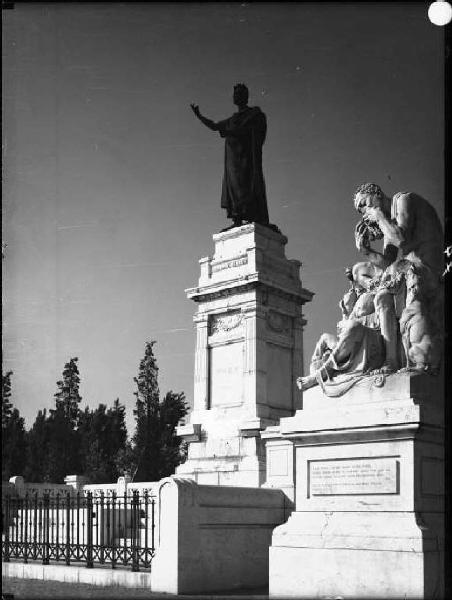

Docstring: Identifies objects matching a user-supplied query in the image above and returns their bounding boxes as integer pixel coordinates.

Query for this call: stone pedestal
[265,372,445,599]
[176,223,313,486]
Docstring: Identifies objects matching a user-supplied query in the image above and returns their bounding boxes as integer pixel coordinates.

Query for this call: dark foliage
[78,399,128,483]
[2,371,27,480]
[23,409,50,482]
[130,341,188,482]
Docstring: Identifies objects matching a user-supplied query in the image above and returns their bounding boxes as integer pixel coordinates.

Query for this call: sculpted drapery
[217,106,269,225]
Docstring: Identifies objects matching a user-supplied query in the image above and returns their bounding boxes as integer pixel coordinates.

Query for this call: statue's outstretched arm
[190,104,219,131]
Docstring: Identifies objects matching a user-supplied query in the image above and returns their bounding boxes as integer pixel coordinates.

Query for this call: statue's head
[233,83,249,107]
[353,183,386,216]
[352,261,378,291]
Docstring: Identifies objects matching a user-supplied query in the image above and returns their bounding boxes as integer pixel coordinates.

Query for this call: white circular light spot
[428,1,452,26]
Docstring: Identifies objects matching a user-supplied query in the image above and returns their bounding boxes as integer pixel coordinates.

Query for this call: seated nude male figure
[298,261,384,391]
[353,183,443,373]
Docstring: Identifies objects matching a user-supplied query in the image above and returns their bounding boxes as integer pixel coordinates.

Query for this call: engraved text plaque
[309,457,399,496]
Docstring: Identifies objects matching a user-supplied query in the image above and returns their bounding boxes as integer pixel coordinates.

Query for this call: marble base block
[270,511,444,599]
[266,372,445,598]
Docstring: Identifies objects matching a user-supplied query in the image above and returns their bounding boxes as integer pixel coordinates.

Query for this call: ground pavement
[2,578,269,600]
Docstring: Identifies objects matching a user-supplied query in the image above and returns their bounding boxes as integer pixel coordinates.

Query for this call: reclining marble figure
[298,261,385,393]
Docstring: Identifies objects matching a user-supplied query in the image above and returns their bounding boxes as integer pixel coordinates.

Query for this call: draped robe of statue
[216,106,269,225]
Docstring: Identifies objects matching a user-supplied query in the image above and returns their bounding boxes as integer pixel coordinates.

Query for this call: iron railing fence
[2,490,156,571]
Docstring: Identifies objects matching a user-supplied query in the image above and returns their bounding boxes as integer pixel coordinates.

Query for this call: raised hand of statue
[190,103,201,118]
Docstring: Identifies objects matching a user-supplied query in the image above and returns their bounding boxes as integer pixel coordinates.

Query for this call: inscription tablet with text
[309,457,399,496]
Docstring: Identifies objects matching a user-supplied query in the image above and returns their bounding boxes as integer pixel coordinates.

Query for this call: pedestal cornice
[186,276,313,305]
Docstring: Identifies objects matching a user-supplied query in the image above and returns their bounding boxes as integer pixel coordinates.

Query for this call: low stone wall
[2,562,153,589]
[151,477,291,594]
[6,475,159,499]
[6,476,75,498]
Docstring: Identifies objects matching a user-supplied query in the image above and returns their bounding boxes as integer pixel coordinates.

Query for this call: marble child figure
[298,261,385,392]
[190,84,269,228]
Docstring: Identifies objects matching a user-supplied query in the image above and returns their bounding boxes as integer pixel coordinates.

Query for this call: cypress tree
[2,370,13,428]
[46,357,83,482]
[52,357,82,428]
[131,341,188,482]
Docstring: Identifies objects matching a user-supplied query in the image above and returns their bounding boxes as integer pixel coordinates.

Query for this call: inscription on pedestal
[308,457,399,496]
[211,255,248,273]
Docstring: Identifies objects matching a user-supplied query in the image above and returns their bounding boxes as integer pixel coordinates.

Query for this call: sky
[2,2,445,435]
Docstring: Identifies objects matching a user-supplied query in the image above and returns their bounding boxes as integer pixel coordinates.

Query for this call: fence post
[144,490,149,568]
[23,493,29,563]
[43,493,50,565]
[19,496,23,558]
[3,494,11,562]
[131,490,139,572]
[76,492,80,562]
[111,492,116,569]
[151,496,156,552]
[86,491,94,568]
[13,498,22,558]
[55,492,60,562]
[33,492,38,560]
[65,491,71,565]
[99,492,105,564]
[122,490,127,566]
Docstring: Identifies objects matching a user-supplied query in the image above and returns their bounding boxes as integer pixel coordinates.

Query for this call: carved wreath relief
[209,312,244,336]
